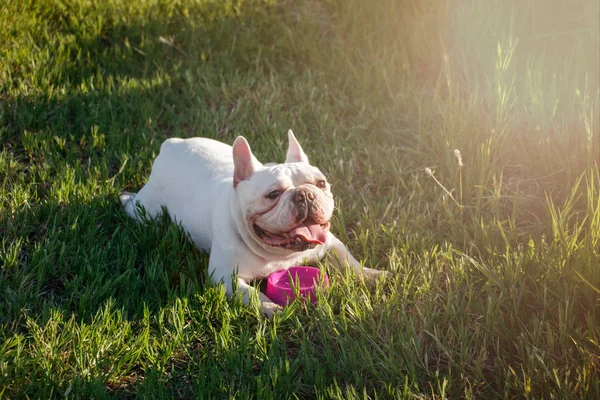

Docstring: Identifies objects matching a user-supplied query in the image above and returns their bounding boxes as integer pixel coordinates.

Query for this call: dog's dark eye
[266,190,281,200]
[316,180,327,189]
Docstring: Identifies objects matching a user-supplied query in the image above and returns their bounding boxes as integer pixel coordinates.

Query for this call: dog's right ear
[285,130,309,164]
[232,136,255,187]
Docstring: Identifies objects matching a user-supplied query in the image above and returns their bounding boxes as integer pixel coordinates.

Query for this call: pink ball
[266,266,329,306]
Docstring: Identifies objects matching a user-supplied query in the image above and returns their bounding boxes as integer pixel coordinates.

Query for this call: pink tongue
[288,222,328,244]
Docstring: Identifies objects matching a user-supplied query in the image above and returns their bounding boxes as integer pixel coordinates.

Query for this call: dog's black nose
[294,188,316,204]
[294,191,307,203]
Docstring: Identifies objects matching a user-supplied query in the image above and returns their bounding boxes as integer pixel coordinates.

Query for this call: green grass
[1,0,599,398]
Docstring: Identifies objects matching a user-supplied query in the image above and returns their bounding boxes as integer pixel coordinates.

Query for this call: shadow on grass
[0,83,180,187]
[0,194,209,329]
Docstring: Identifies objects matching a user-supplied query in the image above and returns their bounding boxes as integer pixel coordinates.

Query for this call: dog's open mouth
[253,219,330,251]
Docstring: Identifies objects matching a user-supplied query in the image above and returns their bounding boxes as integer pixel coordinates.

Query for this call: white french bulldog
[120,130,387,317]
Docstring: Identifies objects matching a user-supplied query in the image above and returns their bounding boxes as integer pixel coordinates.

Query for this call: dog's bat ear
[232,136,255,187]
[285,130,309,164]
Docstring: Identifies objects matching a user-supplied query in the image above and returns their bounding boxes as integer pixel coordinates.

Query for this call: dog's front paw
[261,301,283,319]
[361,268,392,281]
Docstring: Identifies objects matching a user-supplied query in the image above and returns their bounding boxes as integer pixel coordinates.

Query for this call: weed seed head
[453,149,463,167]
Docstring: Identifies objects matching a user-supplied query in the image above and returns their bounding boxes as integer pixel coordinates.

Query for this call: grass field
[1,0,599,398]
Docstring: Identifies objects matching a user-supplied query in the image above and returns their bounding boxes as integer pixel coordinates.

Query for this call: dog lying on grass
[121,130,388,317]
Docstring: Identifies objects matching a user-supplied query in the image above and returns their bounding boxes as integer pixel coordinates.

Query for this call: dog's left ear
[285,130,309,164]
[232,136,255,187]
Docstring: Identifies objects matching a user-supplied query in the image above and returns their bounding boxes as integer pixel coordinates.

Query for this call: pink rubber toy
[266,266,329,306]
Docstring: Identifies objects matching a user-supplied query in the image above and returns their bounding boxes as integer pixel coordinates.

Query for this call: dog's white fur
[121,130,386,317]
